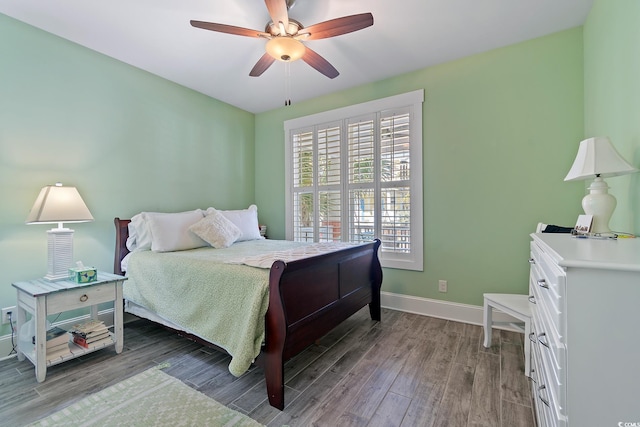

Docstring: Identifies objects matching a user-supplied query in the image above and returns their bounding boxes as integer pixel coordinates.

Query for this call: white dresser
[528,233,640,427]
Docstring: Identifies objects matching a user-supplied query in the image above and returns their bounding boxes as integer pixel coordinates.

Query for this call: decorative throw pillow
[207,204,263,242]
[146,210,207,252]
[189,209,242,248]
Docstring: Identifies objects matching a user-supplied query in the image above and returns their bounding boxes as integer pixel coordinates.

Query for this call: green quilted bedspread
[123,239,305,376]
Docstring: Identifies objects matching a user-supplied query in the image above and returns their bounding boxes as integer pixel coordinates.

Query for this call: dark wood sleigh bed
[113,217,383,409]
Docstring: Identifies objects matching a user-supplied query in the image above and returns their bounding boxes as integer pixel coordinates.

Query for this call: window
[285,90,423,271]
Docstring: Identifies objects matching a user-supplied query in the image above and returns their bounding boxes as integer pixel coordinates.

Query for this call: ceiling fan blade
[265,0,289,31]
[190,20,269,38]
[301,47,339,79]
[249,53,276,77]
[300,13,374,40]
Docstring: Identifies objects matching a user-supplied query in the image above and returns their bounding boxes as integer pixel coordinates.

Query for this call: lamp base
[582,177,616,234]
[45,228,74,281]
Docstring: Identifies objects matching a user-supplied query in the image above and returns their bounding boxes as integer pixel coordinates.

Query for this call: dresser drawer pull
[537,332,549,348]
[79,294,89,302]
[537,279,549,289]
[529,258,535,265]
[529,332,537,343]
[538,385,550,407]
[528,295,536,304]
[530,368,536,383]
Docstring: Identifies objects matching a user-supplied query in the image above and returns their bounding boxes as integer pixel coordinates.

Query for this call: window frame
[284,90,424,271]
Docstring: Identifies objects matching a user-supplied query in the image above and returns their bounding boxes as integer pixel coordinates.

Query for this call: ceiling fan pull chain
[284,62,292,106]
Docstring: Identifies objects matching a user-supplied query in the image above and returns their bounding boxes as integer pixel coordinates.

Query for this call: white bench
[483,293,532,377]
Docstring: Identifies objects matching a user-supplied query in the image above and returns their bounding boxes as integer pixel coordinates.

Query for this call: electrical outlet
[438,280,448,293]
[2,306,16,325]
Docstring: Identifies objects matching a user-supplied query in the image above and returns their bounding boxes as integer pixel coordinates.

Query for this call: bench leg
[483,298,493,348]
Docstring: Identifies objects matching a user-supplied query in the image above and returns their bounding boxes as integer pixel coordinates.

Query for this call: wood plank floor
[0,308,535,426]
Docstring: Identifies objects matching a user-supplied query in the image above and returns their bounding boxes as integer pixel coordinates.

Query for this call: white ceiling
[1,0,593,113]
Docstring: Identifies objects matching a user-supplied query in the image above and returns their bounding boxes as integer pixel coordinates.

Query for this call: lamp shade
[26,183,94,225]
[564,137,638,182]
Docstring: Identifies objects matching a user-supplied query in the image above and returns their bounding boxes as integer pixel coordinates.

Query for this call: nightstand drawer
[47,282,117,313]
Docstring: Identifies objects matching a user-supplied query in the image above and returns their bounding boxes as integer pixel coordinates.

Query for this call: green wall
[583,0,640,234]
[1,11,593,340]
[0,15,255,335]
[256,28,585,306]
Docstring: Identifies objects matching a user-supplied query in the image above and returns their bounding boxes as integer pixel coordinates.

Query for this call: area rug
[28,364,264,427]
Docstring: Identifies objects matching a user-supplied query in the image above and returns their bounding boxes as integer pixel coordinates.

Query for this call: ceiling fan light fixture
[266,37,306,62]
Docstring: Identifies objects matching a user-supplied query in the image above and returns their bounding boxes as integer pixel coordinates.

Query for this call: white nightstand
[12,272,127,382]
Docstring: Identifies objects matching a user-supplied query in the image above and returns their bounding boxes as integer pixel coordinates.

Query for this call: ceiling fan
[190,0,374,79]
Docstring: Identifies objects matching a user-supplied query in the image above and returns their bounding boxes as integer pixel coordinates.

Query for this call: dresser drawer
[533,311,566,421]
[46,282,117,313]
[529,242,566,339]
[530,265,565,341]
[531,316,566,427]
[529,322,548,427]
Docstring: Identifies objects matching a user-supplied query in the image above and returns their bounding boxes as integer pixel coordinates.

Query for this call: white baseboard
[0,309,116,362]
[380,291,523,328]
[1,292,524,362]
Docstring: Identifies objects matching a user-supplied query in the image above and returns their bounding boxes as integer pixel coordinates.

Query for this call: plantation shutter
[291,122,342,242]
[291,128,314,241]
[379,108,412,254]
[317,124,342,242]
[347,115,376,244]
[285,90,423,271]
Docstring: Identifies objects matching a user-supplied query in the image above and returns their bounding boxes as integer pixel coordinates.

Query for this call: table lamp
[564,137,638,234]
[26,183,94,280]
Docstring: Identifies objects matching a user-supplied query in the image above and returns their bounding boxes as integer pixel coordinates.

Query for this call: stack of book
[36,326,71,359]
[69,320,112,348]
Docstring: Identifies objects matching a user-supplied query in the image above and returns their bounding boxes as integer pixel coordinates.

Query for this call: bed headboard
[114,218,131,276]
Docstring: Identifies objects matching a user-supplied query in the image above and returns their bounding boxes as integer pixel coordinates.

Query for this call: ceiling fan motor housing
[265,19,303,37]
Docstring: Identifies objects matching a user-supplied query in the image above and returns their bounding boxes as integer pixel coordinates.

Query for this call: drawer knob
[537,279,549,289]
[528,258,535,265]
[529,332,537,343]
[538,332,550,348]
[79,294,89,302]
[538,385,550,407]
[528,295,536,304]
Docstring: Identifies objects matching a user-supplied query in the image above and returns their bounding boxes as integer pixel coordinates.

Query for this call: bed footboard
[258,239,383,409]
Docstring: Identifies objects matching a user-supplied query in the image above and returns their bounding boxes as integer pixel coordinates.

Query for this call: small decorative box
[68,267,97,283]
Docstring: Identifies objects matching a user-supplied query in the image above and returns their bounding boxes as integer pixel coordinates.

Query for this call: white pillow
[146,210,207,252]
[127,213,154,252]
[206,204,263,242]
[189,209,242,248]
[126,221,138,252]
